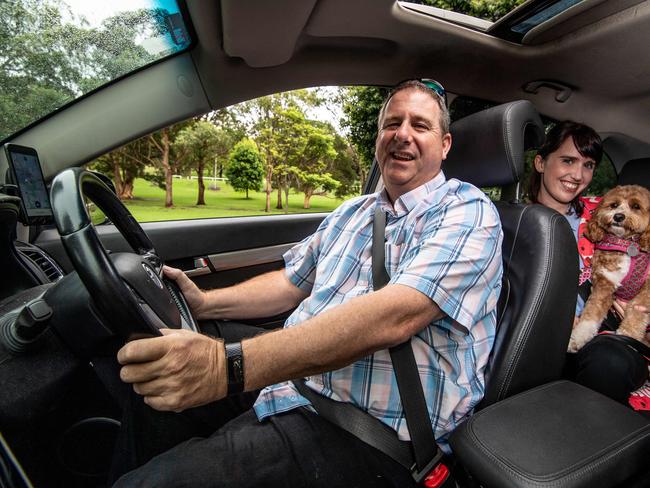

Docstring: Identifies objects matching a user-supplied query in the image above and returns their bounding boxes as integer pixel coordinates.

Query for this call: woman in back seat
[527,120,648,407]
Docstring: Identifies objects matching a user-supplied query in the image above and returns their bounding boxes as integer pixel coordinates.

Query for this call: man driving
[114,80,503,487]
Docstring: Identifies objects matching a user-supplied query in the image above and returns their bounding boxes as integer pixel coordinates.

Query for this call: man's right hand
[163,265,209,319]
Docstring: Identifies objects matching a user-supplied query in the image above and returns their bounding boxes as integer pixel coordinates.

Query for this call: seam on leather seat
[501,102,517,182]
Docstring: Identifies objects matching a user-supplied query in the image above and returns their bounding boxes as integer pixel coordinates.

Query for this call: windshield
[0,0,191,142]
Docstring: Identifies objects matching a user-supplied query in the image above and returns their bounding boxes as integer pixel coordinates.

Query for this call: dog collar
[594,234,650,302]
[595,234,643,257]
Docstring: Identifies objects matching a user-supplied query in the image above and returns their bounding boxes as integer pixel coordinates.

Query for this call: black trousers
[108,321,415,487]
[565,334,648,405]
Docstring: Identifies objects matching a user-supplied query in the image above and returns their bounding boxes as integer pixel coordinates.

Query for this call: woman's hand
[611,299,648,320]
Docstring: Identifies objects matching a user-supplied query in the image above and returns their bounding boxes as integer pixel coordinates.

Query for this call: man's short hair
[377,80,451,135]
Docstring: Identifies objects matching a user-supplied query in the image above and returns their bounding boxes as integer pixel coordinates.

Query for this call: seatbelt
[372,206,442,477]
[292,205,443,483]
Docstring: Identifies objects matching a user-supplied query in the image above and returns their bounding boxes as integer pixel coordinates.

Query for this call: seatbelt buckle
[411,450,446,485]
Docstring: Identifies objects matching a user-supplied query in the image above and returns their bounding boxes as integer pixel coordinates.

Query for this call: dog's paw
[568,321,599,352]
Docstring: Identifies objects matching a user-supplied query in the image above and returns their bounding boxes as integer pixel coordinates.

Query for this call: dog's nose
[613,213,626,222]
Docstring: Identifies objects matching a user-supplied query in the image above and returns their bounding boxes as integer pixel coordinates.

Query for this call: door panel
[36,213,325,273]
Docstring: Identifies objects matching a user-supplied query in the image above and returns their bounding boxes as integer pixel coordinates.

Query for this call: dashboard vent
[19,248,64,282]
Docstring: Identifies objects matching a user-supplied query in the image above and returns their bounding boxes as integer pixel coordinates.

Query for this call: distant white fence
[173,175,229,181]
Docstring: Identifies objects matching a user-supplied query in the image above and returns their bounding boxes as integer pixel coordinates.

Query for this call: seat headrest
[617,158,650,189]
[444,100,544,188]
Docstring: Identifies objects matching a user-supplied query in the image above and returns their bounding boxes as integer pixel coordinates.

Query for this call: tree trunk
[196,162,206,205]
[284,181,290,213]
[161,129,173,208]
[112,159,124,198]
[121,179,134,199]
[246,188,249,199]
[276,185,283,209]
[265,166,273,212]
[303,188,313,209]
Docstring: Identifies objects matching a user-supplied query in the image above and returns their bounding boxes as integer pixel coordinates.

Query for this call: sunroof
[509,0,583,34]
[401,0,588,43]
[399,0,527,23]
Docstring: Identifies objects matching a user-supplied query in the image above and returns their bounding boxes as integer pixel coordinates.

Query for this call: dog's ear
[585,209,605,243]
[640,226,650,251]
[639,189,650,250]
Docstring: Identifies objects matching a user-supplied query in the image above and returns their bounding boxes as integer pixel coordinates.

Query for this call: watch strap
[225,342,245,395]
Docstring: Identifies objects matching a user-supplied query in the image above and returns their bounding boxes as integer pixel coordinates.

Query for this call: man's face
[375,88,452,201]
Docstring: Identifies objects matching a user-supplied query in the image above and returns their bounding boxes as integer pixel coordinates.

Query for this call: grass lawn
[122,178,347,222]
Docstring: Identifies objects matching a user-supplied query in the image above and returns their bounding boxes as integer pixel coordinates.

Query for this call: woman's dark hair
[528,120,603,215]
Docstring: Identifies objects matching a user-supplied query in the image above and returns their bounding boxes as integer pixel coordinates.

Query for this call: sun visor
[221,0,317,67]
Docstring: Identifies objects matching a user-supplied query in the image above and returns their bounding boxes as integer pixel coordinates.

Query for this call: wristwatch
[225,342,245,395]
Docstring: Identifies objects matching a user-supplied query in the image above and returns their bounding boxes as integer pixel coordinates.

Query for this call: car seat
[444,100,578,407]
[618,157,650,189]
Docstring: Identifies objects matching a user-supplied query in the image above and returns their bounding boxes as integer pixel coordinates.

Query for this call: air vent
[19,248,64,282]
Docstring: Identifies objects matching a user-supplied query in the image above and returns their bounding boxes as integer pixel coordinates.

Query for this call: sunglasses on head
[419,78,447,105]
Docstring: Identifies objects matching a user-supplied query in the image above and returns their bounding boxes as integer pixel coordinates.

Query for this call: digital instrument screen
[4,144,53,224]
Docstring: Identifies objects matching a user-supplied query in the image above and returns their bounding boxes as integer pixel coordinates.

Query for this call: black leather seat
[618,157,650,189]
[445,100,578,407]
[444,103,650,487]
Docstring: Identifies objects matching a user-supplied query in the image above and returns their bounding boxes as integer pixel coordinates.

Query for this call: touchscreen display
[5,145,52,222]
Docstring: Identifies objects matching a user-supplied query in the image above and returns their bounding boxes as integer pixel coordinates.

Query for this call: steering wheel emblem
[142,263,164,289]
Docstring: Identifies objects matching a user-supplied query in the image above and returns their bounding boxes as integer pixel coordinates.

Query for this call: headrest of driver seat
[444,100,544,188]
[617,158,650,190]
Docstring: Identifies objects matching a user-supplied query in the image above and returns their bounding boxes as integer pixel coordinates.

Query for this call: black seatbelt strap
[293,380,414,469]
[373,206,441,476]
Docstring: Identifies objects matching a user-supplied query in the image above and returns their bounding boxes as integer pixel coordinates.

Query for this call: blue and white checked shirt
[254,172,503,451]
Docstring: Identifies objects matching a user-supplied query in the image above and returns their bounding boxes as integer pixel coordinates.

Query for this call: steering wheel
[50,168,198,339]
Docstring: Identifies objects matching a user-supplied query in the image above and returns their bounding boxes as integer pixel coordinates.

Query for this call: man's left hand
[117,329,227,412]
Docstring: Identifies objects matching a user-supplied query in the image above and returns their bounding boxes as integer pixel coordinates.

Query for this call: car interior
[2,0,650,486]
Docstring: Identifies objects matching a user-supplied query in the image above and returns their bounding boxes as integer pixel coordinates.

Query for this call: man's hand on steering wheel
[163,265,210,319]
[117,328,227,412]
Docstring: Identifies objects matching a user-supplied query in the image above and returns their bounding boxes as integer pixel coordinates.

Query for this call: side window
[87,88,367,223]
[585,152,616,196]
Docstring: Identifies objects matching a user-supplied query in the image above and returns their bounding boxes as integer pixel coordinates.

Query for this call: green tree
[89,138,149,199]
[226,139,265,199]
[174,120,228,205]
[330,134,363,197]
[418,0,525,22]
[206,107,247,178]
[250,90,327,212]
[0,1,174,140]
[287,120,339,208]
[339,86,388,173]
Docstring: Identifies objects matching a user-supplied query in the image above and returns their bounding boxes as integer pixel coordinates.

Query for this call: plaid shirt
[253,172,503,451]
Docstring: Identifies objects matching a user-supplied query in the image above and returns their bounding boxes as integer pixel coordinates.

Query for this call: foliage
[339,86,388,171]
[417,0,526,22]
[88,139,149,199]
[330,133,363,197]
[0,0,174,141]
[174,120,231,204]
[250,92,349,210]
[226,138,265,198]
[586,154,617,196]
